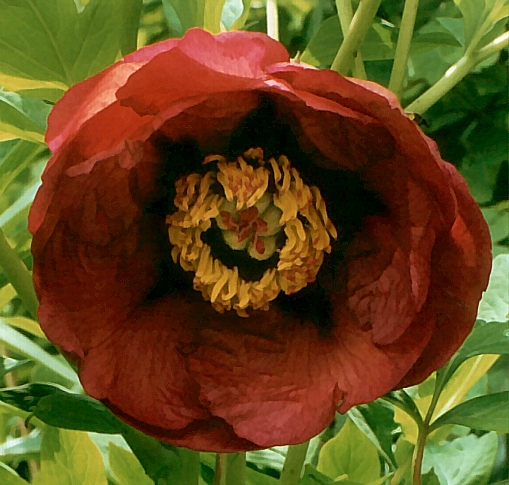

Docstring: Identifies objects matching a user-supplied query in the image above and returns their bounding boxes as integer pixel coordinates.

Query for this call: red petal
[397,163,492,387]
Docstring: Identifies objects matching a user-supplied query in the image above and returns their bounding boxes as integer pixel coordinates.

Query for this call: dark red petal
[116,29,288,117]
[396,163,492,387]
[30,30,491,451]
[46,39,180,153]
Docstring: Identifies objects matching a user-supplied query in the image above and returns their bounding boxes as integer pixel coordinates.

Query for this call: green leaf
[0,0,142,91]
[317,418,381,482]
[422,432,498,485]
[119,425,197,485]
[162,0,227,34]
[0,383,121,433]
[478,254,509,322]
[34,426,107,485]
[301,16,395,67]
[0,320,78,385]
[459,320,509,359]
[422,468,441,485]
[431,391,509,432]
[454,0,486,47]
[348,400,397,470]
[108,442,152,485]
[438,319,509,388]
[0,463,29,485]
[0,179,41,230]
[120,0,143,56]
[0,140,45,197]
[0,90,50,143]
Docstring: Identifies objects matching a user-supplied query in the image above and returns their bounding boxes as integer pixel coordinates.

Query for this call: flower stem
[214,453,246,485]
[266,0,279,41]
[405,30,509,114]
[0,227,38,319]
[279,441,310,485]
[388,0,420,96]
[412,374,445,485]
[331,0,381,75]
[335,0,367,78]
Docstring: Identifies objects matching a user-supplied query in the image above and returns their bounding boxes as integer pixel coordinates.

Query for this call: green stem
[214,453,246,485]
[331,0,381,75]
[412,376,444,485]
[0,227,38,319]
[279,441,309,485]
[266,0,279,41]
[335,0,367,78]
[405,30,509,114]
[388,0,420,96]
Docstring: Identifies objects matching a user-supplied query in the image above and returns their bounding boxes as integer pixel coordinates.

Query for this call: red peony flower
[29,28,491,451]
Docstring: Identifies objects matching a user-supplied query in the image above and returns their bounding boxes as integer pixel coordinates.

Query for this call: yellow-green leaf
[34,427,107,485]
[317,418,381,482]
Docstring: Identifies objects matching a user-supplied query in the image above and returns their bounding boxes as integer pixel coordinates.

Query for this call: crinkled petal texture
[29,28,491,451]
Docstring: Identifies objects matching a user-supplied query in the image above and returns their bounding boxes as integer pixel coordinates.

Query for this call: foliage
[0,0,507,484]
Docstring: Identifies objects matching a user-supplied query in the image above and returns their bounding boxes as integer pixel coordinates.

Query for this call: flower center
[166,148,337,317]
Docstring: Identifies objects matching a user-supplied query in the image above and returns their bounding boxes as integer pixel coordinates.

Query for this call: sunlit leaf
[109,442,152,485]
[0,320,78,385]
[477,254,509,322]
[0,356,31,378]
[221,0,251,30]
[431,391,509,432]
[0,429,41,461]
[34,426,107,485]
[0,283,16,308]
[422,432,498,485]
[1,316,45,339]
[434,354,499,418]
[0,463,29,485]
[317,418,381,482]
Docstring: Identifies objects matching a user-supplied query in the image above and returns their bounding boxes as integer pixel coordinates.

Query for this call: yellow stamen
[166,149,337,316]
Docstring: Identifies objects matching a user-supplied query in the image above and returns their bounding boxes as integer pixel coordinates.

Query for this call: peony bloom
[29,28,491,451]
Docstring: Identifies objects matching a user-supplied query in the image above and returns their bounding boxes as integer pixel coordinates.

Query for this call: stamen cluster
[166,148,337,316]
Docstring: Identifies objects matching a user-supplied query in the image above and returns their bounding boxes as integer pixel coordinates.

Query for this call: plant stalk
[331,0,381,75]
[388,0,420,96]
[335,0,367,78]
[412,375,444,485]
[214,453,246,485]
[0,227,38,319]
[405,30,509,114]
[279,441,310,485]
